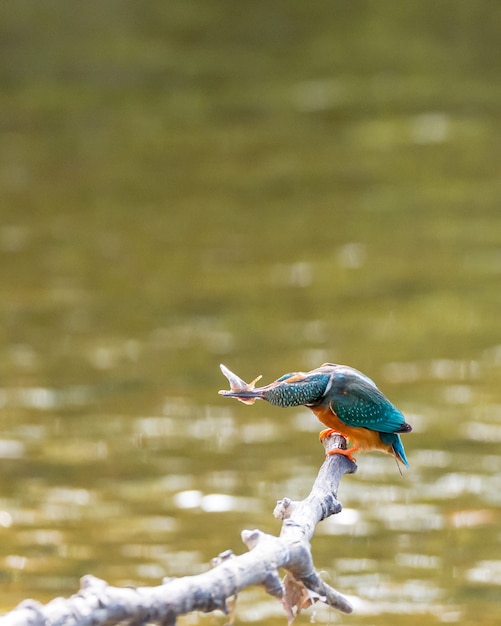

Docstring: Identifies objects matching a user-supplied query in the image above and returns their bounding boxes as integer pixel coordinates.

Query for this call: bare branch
[0,431,356,626]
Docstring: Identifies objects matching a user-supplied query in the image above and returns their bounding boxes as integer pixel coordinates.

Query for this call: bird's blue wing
[331,377,408,434]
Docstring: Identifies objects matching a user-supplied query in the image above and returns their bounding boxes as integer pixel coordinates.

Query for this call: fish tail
[218,364,264,404]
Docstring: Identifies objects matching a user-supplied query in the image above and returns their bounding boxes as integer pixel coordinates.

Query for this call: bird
[219,363,411,468]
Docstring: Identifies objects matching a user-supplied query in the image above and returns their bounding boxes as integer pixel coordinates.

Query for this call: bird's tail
[392,434,409,468]
[380,432,409,468]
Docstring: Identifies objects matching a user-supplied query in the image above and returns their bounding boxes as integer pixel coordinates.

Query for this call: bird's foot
[319,429,357,461]
[319,428,336,440]
[327,446,358,463]
[319,428,349,441]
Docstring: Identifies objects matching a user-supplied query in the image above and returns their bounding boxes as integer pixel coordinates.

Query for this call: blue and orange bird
[219,363,412,468]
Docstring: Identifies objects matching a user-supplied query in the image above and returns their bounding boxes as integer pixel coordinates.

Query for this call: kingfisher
[219,363,411,468]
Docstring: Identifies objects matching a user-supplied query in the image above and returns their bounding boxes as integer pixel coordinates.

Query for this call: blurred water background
[1,1,501,624]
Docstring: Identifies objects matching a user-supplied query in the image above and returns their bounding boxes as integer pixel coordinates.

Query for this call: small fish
[219,364,263,405]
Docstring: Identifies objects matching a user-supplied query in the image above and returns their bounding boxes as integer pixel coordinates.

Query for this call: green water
[1,1,501,623]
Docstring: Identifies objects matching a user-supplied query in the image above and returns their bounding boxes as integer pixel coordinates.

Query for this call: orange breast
[310,406,393,456]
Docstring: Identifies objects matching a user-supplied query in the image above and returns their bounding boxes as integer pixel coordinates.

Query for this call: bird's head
[315,364,380,406]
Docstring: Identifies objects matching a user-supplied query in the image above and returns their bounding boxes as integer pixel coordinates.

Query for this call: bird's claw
[319,428,349,441]
[319,428,336,441]
[326,447,358,463]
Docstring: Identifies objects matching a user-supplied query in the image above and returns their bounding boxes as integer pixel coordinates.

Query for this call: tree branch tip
[80,574,108,592]
[241,528,263,549]
[211,549,234,568]
[309,579,353,614]
[17,598,44,613]
[273,497,295,520]
[330,595,353,614]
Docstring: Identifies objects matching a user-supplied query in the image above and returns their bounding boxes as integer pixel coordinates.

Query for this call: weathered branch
[0,432,356,626]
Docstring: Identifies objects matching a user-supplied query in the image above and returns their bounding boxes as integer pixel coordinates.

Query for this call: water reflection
[173,490,259,513]
[0,385,94,411]
[0,440,25,459]
[382,358,482,384]
[467,561,501,586]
